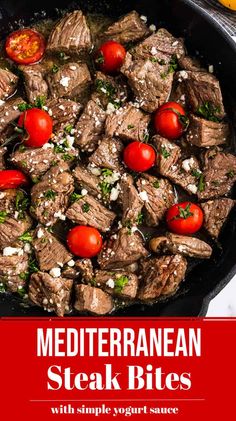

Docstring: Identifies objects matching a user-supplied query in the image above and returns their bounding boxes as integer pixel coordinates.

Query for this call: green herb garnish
[44,190,57,200]
[114,275,129,293]
[136,212,144,225]
[18,103,31,112]
[70,192,82,203]
[0,211,8,224]
[15,191,29,219]
[127,124,135,129]
[198,174,205,192]
[99,181,112,199]
[18,231,33,242]
[0,283,6,293]
[226,170,235,179]
[18,144,26,152]
[95,52,105,65]
[101,168,113,177]
[160,146,171,158]
[196,101,221,122]
[65,124,73,134]
[28,258,39,274]
[52,64,59,73]
[34,96,46,109]
[82,203,90,213]
[62,153,74,161]
[17,286,27,297]
[153,180,160,188]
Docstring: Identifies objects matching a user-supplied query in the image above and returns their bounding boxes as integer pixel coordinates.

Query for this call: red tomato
[0,170,28,190]
[123,141,156,172]
[166,202,204,235]
[154,101,188,140]
[67,226,103,258]
[18,108,53,148]
[5,29,45,65]
[95,41,126,74]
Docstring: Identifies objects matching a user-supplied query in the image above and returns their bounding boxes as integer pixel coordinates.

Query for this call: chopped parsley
[70,192,82,203]
[34,96,46,109]
[95,79,116,99]
[99,181,112,199]
[52,64,59,73]
[198,174,205,192]
[196,101,221,122]
[160,146,171,158]
[17,286,27,297]
[19,273,29,281]
[65,124,73,134]
[28,257,39,274]
[101,168,113,177]
[226,170,235,179]
[114,275,129,293]
[142,132,150,143]
[18,144,26,152]
[18,231,33,242]
[150,57,166,65]
[153,180,160,188]
[0,283,6,293]
[44,190,57,200]
[127,124,135,130]
[0,211,8,224]
[18,102,31,112]
[136,212,144,225]
[82,203,90,213]
[123,219,132,235]
[89,279,97,286]
[95,52,105,65]
[15,191,29,219]
[160,55,178,79]
[62,153,74,161]
[58,51,66,60]
[212,180,220,186]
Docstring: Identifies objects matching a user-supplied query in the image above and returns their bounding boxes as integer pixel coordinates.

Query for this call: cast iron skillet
[0,0,236,317]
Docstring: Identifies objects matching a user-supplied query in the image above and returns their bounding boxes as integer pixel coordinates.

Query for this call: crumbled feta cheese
[179,70,188,79]
[24,243,31,253]
[0,100,5,107]
[150,46,158,55]
[106,102,116,115]
[110,185,120,201]
[66,135,74,147]
[69,65,77,70]
[3,247,22,256]
[182,157,195,172]
[140,15,147,23]
[67,259,75,267]
[208,65,214,73]
[187,184,198,194]
[106,278,115,289]
[60,76,70,87]
[149,24,156,32]
[89,166,102,176]
[139,191,149,202]
[81,189,88,196]
[0,192,6,199]
[54,211,66,220]
[49,267,61,278]
[42,142,53,149]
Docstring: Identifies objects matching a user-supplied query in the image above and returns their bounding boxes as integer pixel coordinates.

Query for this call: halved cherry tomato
[5,28,45,65]
[67,226,103,258]
[95,41,126,74]
[18,108,53,148]
[166,202,204,235]
[123,141,156,172]
[154,101,188,140]
[0,170,28,190]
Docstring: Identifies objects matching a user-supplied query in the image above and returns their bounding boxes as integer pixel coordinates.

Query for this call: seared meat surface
[201,198,235,238]
[74,284,114,315]
[103,11,150,44]
[150,233,212,259]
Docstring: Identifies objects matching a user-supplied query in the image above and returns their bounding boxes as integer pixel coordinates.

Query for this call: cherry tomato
[95,41,126,74]
[0,170,28,190]
[67,226,103,258]
[5,29,45,65]
[166,202,204,235]
[123,141,156,172]
[154,101,187,140]
[18,108,53,148]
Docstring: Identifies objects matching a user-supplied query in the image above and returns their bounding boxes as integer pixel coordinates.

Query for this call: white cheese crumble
[60,76,70,87]
[24,243,31,253]
[139,191,149,202]
[149,24,156,32]
[54,211,66,220]
[110,185,120,201]
[42,142,53,149]
[3,247,23,256]
[182,157,195,172]
[106,278,115,289]
[49,267,61,278]
[208,65,214,73]
[140,15,147,23]
[81,189,88,196]
[37,228,44,238]
[106,102,116,115]
[187,184,198,194]
[150,46,158,55]
[67,259,75,267]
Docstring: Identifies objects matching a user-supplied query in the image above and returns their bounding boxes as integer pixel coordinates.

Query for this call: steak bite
[201,198,235,238]
[66,194,116,232]
[92,71,128,109]
[73,165,101,197]
[19,64,48,104]
[153,136,201,195]
[104,11,149,44]
[94,269,139,299]
[98,227,148,270]
[46,98,81,134]
[178,56,204,72]
[0,189,17,213]
[47,62,91,99]
[0,97,26,141]
[198,151,236,200]
[0,68,18,100]
[89,137,124,171]
[121,53,174,113]
[136,174,175,227]
[75,258,94,282]
[29,271,73,317]
[119,174,143,225]
[180,71,225,118]
[0,252,29,292]
[150,233,212,259]
[0,215,32,249]
[105,102,150,142]
[75,99,106,153]
[47,10,92,55]
[138,254,187,300]
[133,28,185,61]
[30,162,74,226]
[32,226,72,271]
[74,284,114,315]
[186,114,229,147]
[0,147,6,169]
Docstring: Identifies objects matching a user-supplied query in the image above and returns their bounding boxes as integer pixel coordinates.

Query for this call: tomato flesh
[18,108,53,148]
[123,141,156,172]
[95,41,126,74]
[67,226,103,258]
[154,101,187,140]
[0,170,28,190]
[5,29,45,65]
[166,202,204,235]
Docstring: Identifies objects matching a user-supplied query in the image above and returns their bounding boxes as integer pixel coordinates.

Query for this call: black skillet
[0,0,236,317]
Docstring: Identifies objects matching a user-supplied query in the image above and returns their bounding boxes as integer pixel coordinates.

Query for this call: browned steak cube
[95,270,139,299]
[66,194,116,232]
[198,151,236,200]
[30,162,74,226]
[138,255,187,300]
[153,136,201,195]
[73,165,101,197]
[98,227,148,270]
[201,198,235,238]
[89,137,124,171]
[0,68,18,100]
[75,259,94,282]
[47,10,92,54]
[178,56,205,72]
[19,64,48,104]
[0,215,32,249]
[75,99,106,153]
[186,114,229,147]
[0,147,6,169]
[92,72,128,109]
[137,174,175,226]
[119,174,143,225]
[46,98,81,134]
[105,102,150,141]
[121,53,174,113]
[29,271,73,317]
[32,226,72,271]
[150,233,212,259]
[0,189,17,213]
[47,62,91,99]
[74,284,114,315]
[104,11,150,44]
[0,97,26,141]
[180,71,225,118]
[0,252,29,292]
